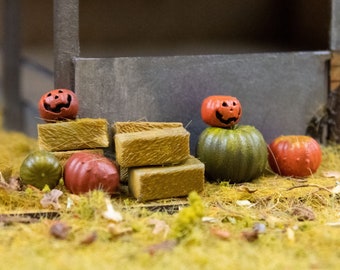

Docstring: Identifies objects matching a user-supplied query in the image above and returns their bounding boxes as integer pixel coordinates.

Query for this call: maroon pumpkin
[38,89,79,122]
[63,152,120,195]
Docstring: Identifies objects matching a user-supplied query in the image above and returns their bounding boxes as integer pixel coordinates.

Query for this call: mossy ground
[1,122,340,270]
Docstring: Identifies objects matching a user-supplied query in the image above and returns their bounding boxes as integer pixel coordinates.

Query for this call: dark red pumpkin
[38,89,79,122]
[201,95,242,128]
[268,135,322,178]
[63,152,120,195]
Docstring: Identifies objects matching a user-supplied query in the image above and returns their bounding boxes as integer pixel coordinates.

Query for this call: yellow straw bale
[114,127,190,167]
[38,118,109,151]
[52,149,105,166]
[113,121,183,134]
[129,156,205,201]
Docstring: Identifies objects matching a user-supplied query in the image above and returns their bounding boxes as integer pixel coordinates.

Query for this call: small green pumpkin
[20,150,62,190]
[196,125,268,183]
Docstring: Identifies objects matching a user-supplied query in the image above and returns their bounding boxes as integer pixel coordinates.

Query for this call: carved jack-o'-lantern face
[38,89,79,122]
[201,95,242,128]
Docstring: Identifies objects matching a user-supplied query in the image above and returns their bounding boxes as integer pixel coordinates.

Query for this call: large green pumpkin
[196,125,268,183]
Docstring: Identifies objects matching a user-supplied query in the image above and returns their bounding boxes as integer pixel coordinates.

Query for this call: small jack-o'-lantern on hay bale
[38,88,79,122]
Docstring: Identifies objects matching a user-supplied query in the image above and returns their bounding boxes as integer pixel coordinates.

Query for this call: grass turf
[0,124,340,270]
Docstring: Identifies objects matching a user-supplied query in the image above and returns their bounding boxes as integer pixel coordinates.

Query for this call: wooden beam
[330,52,340,91]
[328,51,340,142]
[53,0,79,90]
[75,52,329,150]
[2,0,24,132]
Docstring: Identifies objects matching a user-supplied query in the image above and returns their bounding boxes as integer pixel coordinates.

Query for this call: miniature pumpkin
[201,95,242,128]
[63,152,120,195]
[38,89,79,122]
[268,135,322,178]
[20,150,62,190]
[196,125,267,183]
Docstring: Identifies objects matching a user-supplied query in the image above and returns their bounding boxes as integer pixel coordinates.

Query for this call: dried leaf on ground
[291,205,316,221]
[241,229,259,242]
[236,200,255,207]
[325,219,340,226]
[265,215,285,229]
[148,218,170,238]
[146,240,178,255]
[286,227,295,242]
[202,216,219,223]
[102,198,123,222]
[210,227,231,240]
[323,171,340,178]
[0,174,21,191]
[40,189,63,210]
[50,221,71,240]
[237,186,258,193]
[108,223,133,237]
[330,183,340,194]
[80,231,97,245]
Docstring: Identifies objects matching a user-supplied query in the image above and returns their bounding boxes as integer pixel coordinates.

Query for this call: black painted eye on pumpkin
[201,95,242,128]
[38,89,79,122]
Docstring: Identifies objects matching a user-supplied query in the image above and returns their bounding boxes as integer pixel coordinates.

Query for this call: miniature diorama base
[1,115,340,269]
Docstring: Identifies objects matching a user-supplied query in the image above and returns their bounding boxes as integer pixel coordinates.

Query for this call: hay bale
[53,149,105,166]
[113,121,183,134]
[114,127,190,167]
[129,156,205,201]
[38,118,109,151]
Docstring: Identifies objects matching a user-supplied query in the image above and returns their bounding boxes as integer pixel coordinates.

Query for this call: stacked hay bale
[113,122,205,202]
[37,118,110,166]
[36,89,204,200]
[37,119,205,202]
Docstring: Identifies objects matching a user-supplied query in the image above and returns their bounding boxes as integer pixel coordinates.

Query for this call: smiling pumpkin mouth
[215,110,238,125]
[44,94,72,113]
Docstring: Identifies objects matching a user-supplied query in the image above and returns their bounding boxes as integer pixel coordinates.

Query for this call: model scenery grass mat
[0,126,340,270]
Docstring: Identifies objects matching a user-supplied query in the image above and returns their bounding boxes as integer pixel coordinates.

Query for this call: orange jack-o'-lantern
[38,89,79,122]
[201,96,242,128]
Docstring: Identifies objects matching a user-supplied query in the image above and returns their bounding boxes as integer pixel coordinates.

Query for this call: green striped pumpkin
[196,125,268,183]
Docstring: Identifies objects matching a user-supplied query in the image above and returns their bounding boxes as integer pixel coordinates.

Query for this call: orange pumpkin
[201,95,242,128]
[38,89,79,122]
[268,135,322,178]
